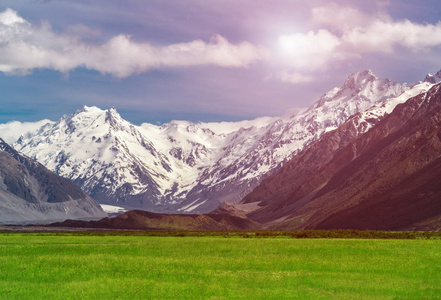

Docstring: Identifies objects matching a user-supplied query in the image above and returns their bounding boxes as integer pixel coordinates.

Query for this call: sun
[278,35,297,54]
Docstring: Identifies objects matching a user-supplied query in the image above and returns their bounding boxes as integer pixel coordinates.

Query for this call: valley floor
[0,232,440,299]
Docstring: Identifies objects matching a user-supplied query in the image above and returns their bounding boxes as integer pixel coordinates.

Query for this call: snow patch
[178,199,207,212]
[100,204,127,214]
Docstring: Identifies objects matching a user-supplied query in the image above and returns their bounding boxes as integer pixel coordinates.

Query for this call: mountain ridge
[240,82,441,230]
[5,69,435,214]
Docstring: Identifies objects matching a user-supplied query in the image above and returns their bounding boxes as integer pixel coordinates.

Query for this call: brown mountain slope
[241,83,441,230]
[51,209,261,230]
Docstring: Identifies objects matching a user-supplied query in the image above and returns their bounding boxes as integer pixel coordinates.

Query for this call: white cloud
[83,34,269,78]
[0,8,26,26]
[278,71,314,84]
[343,19,441,53]
[278,29,342,71]
[0,119,53,144]
[312,2,441,54]
[311,3,371,33]
[276,2,441,84]
[0,9,268,77]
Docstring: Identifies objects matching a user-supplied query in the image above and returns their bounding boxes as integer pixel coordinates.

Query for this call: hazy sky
[0,0,441,124]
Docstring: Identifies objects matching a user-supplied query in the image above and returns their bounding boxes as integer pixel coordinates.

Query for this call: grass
[0,232,440,299]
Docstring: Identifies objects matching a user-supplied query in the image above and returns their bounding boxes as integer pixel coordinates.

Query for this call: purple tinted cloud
[0,9,268,77]
[0,0,440,125]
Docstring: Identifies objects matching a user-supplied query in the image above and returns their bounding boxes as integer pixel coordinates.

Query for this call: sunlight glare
[278,35,297,54]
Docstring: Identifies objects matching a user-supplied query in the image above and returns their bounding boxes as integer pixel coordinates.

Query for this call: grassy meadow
[0,232,440,299]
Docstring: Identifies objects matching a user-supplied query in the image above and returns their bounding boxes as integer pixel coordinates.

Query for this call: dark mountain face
[241,83,441,231]
[0,139,86,203]
[0,139,106,223]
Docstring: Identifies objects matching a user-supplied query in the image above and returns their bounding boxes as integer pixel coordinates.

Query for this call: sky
[0,0,441,125]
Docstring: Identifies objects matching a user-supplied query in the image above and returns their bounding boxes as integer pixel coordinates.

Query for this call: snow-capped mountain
[171,69,412,212]
[241,81,441,230]
[424,69,441,84]
[11,69,433,213]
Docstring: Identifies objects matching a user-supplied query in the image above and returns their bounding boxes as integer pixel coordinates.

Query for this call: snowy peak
[71,105,120,121]
[307,69,408,126]
[342,69,377,90]
[424,69,441,84]
[61,105,106,133]
[60,105,129,134]
[337,69,399,100]
[72,105,103,118]
[105,107,124,125]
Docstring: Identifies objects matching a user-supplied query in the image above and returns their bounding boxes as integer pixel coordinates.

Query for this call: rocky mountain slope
[240,82,441,231]
[10,70,412,213]
[50,209,261,230]
[0,139,106,224]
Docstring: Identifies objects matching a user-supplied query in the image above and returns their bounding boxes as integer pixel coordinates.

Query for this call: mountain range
[1,68,440,230]
[6,70,417,214]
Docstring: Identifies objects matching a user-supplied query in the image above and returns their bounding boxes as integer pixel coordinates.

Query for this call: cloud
[277,71,314,84]
[0,8,27,26]
[278,29,342,71]
[86,34,268,78]
[0,8,268,77]
[316,2,441,53]
[311,2,372,33]
[277,2,441,84]
[343,19,441,53]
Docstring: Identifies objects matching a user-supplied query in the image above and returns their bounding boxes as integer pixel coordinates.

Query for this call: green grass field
[0,232,440,299]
